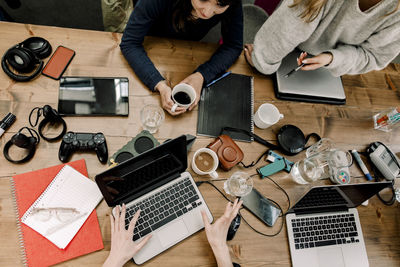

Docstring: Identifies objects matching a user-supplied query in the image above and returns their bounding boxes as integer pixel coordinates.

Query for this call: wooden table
[0,21,399,267]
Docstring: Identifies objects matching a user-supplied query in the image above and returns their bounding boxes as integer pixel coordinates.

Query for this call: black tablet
[58,76,129,116]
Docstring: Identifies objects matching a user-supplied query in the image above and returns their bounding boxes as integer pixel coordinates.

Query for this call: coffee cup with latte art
[191,148,219,179]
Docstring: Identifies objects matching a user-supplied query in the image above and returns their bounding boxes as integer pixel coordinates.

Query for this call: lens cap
[277,125,306,155]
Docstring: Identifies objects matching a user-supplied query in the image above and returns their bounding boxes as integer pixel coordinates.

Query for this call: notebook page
[21,165,103,249]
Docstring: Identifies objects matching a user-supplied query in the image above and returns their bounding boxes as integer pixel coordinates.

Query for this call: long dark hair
[172,0,239,32]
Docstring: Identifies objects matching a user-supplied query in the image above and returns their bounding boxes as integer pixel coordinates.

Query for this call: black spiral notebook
[197,73,254,142]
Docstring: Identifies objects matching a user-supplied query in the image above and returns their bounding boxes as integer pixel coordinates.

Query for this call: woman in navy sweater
[120,0,243,115]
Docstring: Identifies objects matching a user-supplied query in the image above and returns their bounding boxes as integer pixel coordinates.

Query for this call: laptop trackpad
[317,247,345,267]
[158,219,189,247]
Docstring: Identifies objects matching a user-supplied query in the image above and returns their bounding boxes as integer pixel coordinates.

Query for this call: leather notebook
[197,73,254,142]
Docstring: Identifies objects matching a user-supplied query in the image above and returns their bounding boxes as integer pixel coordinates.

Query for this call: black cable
[197,174,290,237]
[256,174,291,213]
[196,180,232,203]
[239,150,269,168]
[29,106,42,127]
[361,144,397,206]
[239,209,285,237]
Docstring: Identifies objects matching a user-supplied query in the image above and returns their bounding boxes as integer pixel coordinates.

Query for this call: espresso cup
[191,148,219,179]
[254,103,284,129]
[171,83,196,112]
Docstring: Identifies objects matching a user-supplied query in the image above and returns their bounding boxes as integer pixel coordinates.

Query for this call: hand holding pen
[285,52,308,78]
[285,51,334,78]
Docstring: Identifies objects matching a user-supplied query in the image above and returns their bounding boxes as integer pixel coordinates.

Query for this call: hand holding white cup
[170,83,196,113]
[254,103,284,129]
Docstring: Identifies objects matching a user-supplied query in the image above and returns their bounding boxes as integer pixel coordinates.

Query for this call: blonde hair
[290,0,400,23]
[289,0,328,23]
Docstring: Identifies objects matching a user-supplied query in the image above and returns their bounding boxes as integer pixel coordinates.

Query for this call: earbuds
[29,105,67,142]
[3,127,40,163]
[1,37,52,82]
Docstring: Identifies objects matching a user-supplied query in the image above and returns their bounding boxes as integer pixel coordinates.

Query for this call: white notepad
[21,165,103,249]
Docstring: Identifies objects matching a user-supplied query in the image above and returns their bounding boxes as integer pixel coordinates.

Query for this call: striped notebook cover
[10,159,103,267]
[197,73,254,142]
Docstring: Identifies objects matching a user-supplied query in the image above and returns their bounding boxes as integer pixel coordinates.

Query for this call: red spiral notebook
[10,159,104,267]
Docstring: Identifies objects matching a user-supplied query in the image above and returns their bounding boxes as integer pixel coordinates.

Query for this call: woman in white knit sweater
[244,0,400,76]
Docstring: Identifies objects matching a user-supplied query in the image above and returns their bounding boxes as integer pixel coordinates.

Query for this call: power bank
[42,46,75,80]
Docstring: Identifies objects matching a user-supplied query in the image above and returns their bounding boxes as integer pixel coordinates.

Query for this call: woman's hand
[179,72,204,111]
[156,80,186,116]
[103,205,152,267]
[201,199,243,267]
[297,52,333,71]
[244,44,255,67]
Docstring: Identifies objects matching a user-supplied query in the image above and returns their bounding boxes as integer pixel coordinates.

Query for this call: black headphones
[29,105,67,142]
[1,37,52,82]
[3,127,40,163]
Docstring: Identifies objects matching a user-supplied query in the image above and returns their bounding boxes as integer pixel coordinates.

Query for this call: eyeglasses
[30,207,81,222]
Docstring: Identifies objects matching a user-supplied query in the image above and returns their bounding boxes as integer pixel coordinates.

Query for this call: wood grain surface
[0,22,399,267]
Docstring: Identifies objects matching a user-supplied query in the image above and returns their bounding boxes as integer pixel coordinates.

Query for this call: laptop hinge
[294,206,349,216]
[119,171,181,206]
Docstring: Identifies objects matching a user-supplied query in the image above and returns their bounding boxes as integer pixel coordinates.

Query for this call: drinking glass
[306,138,335,157]
[140,104,165,134]
[290,149,352,184]
[224,171,253,197]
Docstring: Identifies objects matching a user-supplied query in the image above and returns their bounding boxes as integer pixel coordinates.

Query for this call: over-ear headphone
[1,37,52,82]
[3,127,40,163]
[29,105,67,142]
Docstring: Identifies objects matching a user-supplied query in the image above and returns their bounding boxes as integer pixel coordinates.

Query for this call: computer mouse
[227,214,241,241]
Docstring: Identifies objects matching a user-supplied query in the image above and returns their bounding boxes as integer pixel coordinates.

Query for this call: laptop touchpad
[317,247,345,267]
[158,219,189,247]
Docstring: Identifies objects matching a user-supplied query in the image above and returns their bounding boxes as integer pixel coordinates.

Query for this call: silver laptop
[275,50,346,104]
[286,182,391,267]
[95,135,213,264]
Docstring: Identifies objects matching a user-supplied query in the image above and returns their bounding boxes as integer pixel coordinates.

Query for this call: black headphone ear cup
[43,105,60,120]
[22,37,52,59]
[11,133,31,148]
[2,50,44,82]
[6,47,37,73]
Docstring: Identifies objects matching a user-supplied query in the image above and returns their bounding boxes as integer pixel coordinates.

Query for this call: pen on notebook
[351,150,372,181]
[284,63,305,78]
[206,71,232,87]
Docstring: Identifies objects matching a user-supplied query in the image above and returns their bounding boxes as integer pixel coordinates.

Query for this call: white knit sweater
[251,0,400,76]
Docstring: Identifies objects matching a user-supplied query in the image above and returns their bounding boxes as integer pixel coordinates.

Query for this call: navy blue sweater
[120,0,243,91]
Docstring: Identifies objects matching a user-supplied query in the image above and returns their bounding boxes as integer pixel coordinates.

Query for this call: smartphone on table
[42,46,75,80]
[241,188,281,227]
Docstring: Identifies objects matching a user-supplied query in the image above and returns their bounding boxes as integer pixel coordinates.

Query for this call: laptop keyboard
[124,177,202,241]
[291,213,359,250]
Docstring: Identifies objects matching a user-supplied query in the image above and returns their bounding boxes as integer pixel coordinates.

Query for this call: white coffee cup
[191,148,219,179]
[171,83,196,112]
[254,103,284,129]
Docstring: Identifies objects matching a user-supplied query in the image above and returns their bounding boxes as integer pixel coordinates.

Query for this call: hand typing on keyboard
[201,198,243,267]
[103,204,152,267]
[103,199,242,267]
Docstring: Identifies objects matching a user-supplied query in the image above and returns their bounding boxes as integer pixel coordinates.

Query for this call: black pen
[284,63,305,78]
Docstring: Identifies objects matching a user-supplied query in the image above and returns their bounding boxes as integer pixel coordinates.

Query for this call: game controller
[59,132,108,163]
[328,150,351,184]
[330,167,351,184]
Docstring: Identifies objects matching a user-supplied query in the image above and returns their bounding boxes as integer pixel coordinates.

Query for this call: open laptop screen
[96,135,187,206]
[290,182,392,214]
